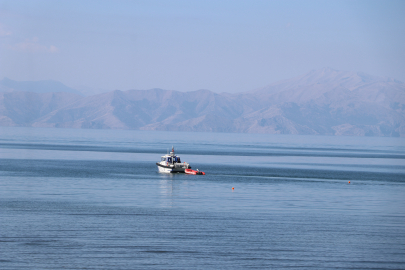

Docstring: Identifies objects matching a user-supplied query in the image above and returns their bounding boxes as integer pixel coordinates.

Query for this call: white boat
[156,147,191,173]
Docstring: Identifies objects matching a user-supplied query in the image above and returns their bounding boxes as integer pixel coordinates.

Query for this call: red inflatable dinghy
[185,169,205,175]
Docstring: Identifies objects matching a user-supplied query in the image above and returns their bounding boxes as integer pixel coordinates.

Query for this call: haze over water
[0,127,404,269]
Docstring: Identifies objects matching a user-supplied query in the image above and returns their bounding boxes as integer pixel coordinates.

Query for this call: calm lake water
[1,127,405,269]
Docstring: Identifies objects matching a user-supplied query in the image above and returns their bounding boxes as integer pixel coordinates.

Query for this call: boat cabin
[161,156,181,164]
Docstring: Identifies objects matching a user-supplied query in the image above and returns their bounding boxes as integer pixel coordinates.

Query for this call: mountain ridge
[0,77,83,95]
[1,68,404,137]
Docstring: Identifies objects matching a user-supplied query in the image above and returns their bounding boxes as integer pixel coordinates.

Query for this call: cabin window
[161,157,166,161]
[168,157,172,163]
[177,157,181,163]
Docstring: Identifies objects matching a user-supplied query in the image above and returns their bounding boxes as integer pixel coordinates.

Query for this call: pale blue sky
[0,0,404,93]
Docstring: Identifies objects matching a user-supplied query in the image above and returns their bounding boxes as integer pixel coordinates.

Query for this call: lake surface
[1,127,405,269]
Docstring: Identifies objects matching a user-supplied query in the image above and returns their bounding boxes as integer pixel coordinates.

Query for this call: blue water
[1,127,405,269]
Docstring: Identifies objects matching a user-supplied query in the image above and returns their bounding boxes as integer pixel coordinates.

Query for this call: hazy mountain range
[1,68,404,137]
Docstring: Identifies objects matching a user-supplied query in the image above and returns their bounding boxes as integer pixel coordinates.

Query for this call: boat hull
[185,169,205,175]
[156,162,189,173]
